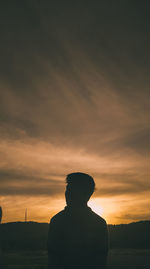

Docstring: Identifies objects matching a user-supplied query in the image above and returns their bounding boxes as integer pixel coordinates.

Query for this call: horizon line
[2,219,150,226]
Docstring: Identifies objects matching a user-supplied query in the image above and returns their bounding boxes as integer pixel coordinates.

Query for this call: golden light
[88,199,104,217]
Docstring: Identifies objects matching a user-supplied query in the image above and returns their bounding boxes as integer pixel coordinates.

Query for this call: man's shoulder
[89,209,107,226]
[50,209,66,223]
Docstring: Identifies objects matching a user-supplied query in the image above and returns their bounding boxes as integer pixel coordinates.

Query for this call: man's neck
[66,202,88,208]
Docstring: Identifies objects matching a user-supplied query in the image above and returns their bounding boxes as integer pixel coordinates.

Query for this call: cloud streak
[0,2,150,223]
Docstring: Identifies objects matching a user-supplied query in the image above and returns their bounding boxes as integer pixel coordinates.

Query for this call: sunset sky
[0,2,150,224]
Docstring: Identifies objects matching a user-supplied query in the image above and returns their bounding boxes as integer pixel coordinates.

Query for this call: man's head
[65,172,95,206]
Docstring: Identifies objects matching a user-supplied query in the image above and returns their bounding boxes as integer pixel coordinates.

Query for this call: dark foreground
[3,249,150,269]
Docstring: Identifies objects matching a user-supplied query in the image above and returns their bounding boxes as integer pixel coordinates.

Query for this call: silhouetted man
[48,172,108,269]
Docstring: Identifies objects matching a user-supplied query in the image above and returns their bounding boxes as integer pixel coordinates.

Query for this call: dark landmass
[1,221,150,251]
[109,221,150,249]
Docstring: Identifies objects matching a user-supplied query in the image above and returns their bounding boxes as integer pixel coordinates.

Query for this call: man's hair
[66,172,95,198]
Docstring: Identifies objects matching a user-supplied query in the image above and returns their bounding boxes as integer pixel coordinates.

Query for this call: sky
[0,1,150,224]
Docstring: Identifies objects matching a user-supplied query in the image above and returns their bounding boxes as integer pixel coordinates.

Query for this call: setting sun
[88,199,104,217]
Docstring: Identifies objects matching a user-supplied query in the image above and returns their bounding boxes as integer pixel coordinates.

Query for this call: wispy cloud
[0,1,150,223]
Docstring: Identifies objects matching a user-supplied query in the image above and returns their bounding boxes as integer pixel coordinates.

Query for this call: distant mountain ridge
[1,220,150,250]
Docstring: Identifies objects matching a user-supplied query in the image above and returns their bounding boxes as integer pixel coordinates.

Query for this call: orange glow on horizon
[88,199,104,217]
[2,194,146,225]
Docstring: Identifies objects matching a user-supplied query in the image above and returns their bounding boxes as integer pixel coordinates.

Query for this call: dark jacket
[48,206,108,269]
